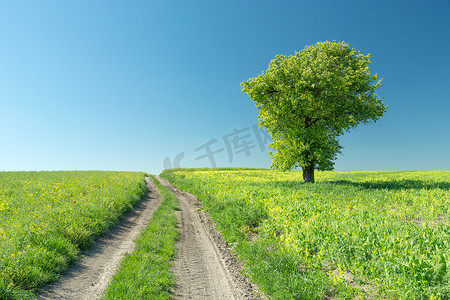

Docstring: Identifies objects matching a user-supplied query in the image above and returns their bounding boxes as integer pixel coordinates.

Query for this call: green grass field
[0,171,147,299]
[161,168,450,299]
[2,169,449,299]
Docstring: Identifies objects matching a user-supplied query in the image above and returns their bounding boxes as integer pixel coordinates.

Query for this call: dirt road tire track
[157,176,259,299]
[37,177,163,300]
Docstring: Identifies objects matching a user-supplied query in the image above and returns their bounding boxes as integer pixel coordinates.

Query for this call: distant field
[0,171,146,299]
[161,169,450,299]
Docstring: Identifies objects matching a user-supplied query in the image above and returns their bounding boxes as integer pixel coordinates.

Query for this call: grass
[0,171,147,299]
[102,175,180,300]
[161,168,450,299]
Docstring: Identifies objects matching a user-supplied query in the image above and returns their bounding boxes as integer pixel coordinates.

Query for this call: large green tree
[241,41,387,183]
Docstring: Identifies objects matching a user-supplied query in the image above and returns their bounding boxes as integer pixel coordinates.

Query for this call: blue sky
[1,0,449,174]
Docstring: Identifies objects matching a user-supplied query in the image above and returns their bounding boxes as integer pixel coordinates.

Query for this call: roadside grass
[102,175,179,300]
[161,168,450,299]
[0,171,147,299]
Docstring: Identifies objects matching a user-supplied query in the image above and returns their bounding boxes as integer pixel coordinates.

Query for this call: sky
[1,0,449,174]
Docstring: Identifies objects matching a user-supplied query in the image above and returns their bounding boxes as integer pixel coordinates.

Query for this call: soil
[157,176,261,299]
[37,177,163,300]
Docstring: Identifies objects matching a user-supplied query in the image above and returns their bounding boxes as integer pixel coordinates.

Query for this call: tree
[241,41,387,183]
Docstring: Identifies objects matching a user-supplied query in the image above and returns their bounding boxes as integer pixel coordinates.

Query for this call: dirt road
[37,176,259,299]
[157,176,258,299]
[37,177,163,300]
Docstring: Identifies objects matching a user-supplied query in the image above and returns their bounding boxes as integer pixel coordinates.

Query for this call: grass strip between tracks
[102,175,180,300]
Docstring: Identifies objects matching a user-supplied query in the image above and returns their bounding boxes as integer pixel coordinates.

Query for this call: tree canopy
[241,41,387,182]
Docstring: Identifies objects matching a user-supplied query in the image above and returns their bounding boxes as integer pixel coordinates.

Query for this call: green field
[0,171,147,299]
[161,169,450,299]
[2,169,449,299]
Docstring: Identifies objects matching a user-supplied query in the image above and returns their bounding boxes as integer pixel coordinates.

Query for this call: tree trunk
[302,164,315,183]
